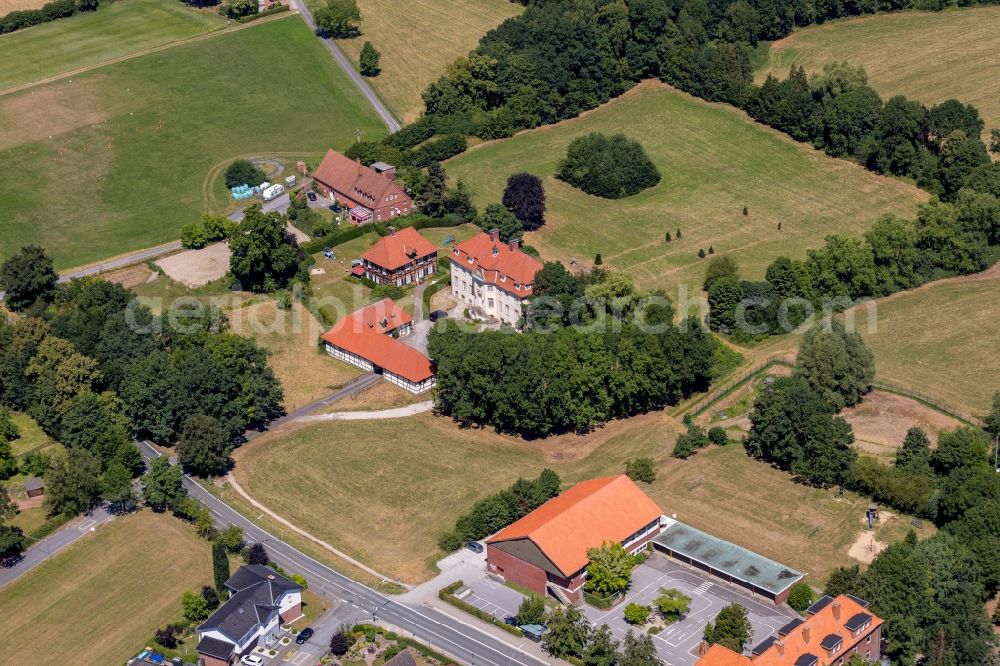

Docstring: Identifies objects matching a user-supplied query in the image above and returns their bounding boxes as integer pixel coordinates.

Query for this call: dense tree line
[0,248,284,507]
[429,269,713,438]
[437,468,560,551]
[708,185,1000,340]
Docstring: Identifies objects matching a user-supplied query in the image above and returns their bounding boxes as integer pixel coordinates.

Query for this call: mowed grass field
[235,408,903,585]
[446,83,926,296]
[0,0,45,11]
[858,262,1000,418]
[0,16,385,270]
[0,511,210,665]
[0,0,225,90]
[323,0,521,123]
[758,7,1000,136]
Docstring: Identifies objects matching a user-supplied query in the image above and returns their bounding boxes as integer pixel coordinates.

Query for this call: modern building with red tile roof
[321,298,434,394]
[695,594,883,666]
[486,475,664,603]
[361,226,438,286]
[449,229,544,326]
[312,149,412,224]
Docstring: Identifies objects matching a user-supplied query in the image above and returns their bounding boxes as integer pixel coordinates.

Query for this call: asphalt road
[0,507,113,589]
[137,441,544,666]
[291,0,400,134]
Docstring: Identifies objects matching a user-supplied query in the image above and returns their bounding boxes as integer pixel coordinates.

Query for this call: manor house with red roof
[449,230,543,326]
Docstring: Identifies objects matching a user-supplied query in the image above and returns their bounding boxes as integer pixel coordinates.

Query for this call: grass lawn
[0,511,211,665]
[0,0,225,91]
[228,301,362,411]
[445,82,926,296]
[320,0,521,124]
[857,263,1000,418]
[234,406,913,585]
[0,15,386,271]
[757,7,1000,138]
[9,411,53,456]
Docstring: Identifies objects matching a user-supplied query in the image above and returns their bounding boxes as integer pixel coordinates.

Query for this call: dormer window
[492,247,499,256]
[500,275,506,282]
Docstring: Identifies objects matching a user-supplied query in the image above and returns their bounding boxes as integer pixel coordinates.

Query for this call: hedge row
[0,0,91,35]
[350,624,453,664]
[439,580,524,637]
[237,3,289,22]
[27,513,72,541]
[299,212,465,255]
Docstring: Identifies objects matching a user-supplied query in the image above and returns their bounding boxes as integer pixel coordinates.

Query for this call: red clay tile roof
[487,475,662,576]
[698,645,752,666]
[362,227,437,271]
[313,149,408,209]
[320,299,432,384]
[451,232,543,298]
[696,595,882,666]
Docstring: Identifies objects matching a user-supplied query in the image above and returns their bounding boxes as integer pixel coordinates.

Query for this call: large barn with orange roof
[449,229,543,326]
[695,594,883,666]
[486,474,665,603]
[321,298,435,394]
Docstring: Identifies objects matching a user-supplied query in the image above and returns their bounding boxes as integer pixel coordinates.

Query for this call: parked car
[296,627,314,644]
[307,191,317,202]
[465,541,484,554]
[503,616,519,626]
[429,310,449,322]
[240,656,264,666]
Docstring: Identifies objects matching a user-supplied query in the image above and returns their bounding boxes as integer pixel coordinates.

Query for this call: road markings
[691,581,713,596]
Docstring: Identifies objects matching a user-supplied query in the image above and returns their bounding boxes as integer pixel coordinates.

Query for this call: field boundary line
[870,380,980,427]
[687,355,794,418]
[225,471,412,587]
[0,12,295,98]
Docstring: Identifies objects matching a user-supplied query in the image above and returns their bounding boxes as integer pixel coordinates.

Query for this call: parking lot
[462,555,798,666]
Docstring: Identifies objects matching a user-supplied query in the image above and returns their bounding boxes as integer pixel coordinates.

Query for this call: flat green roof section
[654,522,804,596]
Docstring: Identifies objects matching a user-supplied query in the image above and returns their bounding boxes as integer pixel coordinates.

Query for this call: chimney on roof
[508,238,520,252]
[832,600,841,620]
[388,226,397,237]
[802,625,811,643]
[775,640,784,656]
[488,228,500,242]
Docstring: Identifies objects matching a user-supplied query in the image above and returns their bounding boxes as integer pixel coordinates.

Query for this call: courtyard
[461,553,799,666]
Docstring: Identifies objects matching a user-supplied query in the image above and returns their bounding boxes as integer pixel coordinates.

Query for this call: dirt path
[225,472,411,587]
[0,12,294,99]
[297,401,434,422]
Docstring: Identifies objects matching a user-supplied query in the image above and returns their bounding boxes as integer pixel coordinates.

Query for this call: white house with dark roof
[196,565,302,666]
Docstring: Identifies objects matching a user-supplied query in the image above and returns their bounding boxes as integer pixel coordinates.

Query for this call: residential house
[360,226,438,286]
[312,149,412,224]
[449,229,543,326]
[196,565,303,666]
[696,594,883,666]
[321,298,435,394]
[486,475,665,603]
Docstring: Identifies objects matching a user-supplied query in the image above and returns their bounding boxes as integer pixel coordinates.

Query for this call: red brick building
[312,149,412,224]
[360,226,438,286]
[486,475,664,603]
[696,594,883,666]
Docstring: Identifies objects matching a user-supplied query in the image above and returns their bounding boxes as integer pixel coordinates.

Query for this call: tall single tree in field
[212,541,230,592]
[359,41,381,76]
[314,0,361,37]
[0,245,57,312]
[502,173,546,231]
[178,414,232,477]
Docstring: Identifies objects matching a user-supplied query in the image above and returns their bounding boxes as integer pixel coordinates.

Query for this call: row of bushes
[298,211,465,255]
[350,624,455,664]
[237,2,288,22]
[439,581,525,637]
[0,0,96,35]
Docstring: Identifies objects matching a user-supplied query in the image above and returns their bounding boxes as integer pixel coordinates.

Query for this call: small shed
[23,477,44,498]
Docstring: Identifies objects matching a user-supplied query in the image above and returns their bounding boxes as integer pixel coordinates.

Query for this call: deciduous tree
[141,456,186,512]
[543,605,590,659]
[585,542,635,598]
[502,173,546,231]
[582,624,620,666]
[178,414,232,477]
[359,41,380,76]
[620,630,661,666]
[704,603,751,653]
[0,245,57,311]
[478,203,523,243]
[314,0,360,37]
[45,448,101,517]
[516,595,546,626]
[228,204,300,292]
